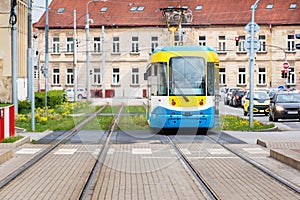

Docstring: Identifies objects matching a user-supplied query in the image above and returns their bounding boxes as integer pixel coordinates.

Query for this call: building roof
[34,0,300,29]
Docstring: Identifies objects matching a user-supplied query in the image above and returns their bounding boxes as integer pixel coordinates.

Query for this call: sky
[32,0,53,22]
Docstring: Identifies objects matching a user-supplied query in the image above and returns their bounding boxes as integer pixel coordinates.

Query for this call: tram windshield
[170,56,206,96]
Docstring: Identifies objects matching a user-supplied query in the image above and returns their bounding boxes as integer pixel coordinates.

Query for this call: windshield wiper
[172,81,189,102]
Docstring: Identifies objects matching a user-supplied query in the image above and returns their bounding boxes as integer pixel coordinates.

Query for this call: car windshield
[253,92,269,99]
[276,93,300,103]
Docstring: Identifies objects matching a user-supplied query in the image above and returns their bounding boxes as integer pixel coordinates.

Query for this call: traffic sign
[277,85,284,90]
[282,62,290,69]
[244,22,260,34]
[244,37,260,53]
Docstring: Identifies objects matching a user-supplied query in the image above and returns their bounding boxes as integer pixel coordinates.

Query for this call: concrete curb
[270,149,300,170]
[0,136,30,149]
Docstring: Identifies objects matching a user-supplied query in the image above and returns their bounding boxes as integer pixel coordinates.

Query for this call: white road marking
[15,148,41,155]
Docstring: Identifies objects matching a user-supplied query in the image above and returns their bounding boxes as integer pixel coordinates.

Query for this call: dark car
[224,87,241,105]
[229,89,246,107]
[269,91,300,122]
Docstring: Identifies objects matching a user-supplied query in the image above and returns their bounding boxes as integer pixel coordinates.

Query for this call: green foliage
[220,114,275,131]
[18,99,31,114]
[35,90,66,108]
[1,135,24,143]
[82,116,114,130]
[0,103,12,107]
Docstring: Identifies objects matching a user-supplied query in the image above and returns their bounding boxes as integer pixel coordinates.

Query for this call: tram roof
[152,46,217,54]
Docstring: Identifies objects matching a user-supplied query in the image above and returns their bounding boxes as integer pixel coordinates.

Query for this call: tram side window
[149,63,167,96]
[207,62,215,96]
[157,63,168,96]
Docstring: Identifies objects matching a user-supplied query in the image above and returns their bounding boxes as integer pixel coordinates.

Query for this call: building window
[237,35,246,52]
[93,37,101,53]
[199,36,206,46]
[112,68,120,85]
[113,37,120,53]
[151,37,158,52]
[131,68,139,85]
[257,68,266,85]
[287,67,296,85]
[52,68,60,85]
[258,35,267,52]
[66,37,74,53]
[66,68,73,85]
[131,37,139,52]
[287,34,295,52]
[174,34,183,46]
[52,37,60,53]
[218,36,226,52]
[219,68,226,85]
[93,68,101,85]
[238,68,246,85]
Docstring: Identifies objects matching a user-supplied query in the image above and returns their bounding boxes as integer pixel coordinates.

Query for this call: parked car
[269,91,300,122]
[224,87,242,105]
[243,91,270,116]
[65,88,89,99]
[220,87,229,99]
[229,89,246,107]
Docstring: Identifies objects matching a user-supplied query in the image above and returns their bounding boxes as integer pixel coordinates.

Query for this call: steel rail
[166,135,219,200]
[79,103,124,200]
[208,131,300,195]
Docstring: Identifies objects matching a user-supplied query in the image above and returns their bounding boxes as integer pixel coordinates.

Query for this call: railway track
[0,104,109,190]
[79,104,124,199]
[167,130,300,199]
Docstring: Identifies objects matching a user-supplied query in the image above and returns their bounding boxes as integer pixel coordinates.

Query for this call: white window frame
[113,37,120,53]
[237,68,246,85]
[219,68,226,85]
[258,35,267,52]
[66,68,74,85]
[93,37,101,53]
[199,35,206,46]
[112,68,120,85]
[131,37,139,53]
[52,68,60,85]
[257,67,266,85]
[93,68,101,85]
[287,34,295,52]
[151,36,158,52]
[66,37,74,53]
[174,34,183,46]
[237,36,246,52]
[218,36,226,52]
[52,37,60,54]
[131,68,139,85]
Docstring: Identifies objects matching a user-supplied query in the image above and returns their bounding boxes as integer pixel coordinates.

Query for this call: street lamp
[86,0,99,100]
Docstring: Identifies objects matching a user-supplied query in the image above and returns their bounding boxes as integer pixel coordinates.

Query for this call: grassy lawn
[14,103,275,132]
[220,114,275,131]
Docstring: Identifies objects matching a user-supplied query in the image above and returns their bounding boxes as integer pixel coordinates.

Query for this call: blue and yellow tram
[145,46,220,134]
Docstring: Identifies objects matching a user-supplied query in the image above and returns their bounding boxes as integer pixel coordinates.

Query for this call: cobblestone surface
[87,144,210,200]
[0,144,101,200]
[176,141,300,200]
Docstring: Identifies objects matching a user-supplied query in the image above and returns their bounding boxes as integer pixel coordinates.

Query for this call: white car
[65,88,89,99]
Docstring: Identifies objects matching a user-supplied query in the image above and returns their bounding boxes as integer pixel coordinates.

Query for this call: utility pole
[73,10,78,102]
[10,0,18,114]
[102,25,105,98]
[248,0,261,128]
[45,0,49,109]
[27,0,35,130]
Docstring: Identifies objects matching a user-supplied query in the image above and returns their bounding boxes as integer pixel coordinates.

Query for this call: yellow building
[0,0,28,103]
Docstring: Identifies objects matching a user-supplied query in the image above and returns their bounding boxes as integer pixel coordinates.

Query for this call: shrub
[18,99,31,114]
